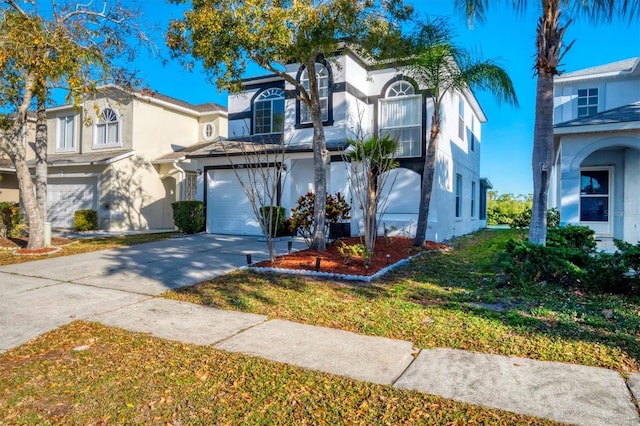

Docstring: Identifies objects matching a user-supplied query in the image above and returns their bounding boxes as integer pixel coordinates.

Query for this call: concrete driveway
[0,234,304,353]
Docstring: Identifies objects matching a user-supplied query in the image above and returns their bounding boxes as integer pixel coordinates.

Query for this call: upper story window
[471,180,476,217]
[577,88,598,117]
[455,173,463,218]
[254,88,285,134]
[57,115,75,152]
[95,107,120,147]
[458,97,465,140]
[379,81,422,157]
[300,63,329,123]
[469,115,475,151]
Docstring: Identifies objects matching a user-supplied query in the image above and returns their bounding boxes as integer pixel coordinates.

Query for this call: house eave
[554,121,640,135]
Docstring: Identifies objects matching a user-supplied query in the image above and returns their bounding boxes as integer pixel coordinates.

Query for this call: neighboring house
[0,114,36,203]
[189,49,491,242]
[550,57,640,244]
[29,85,227,230]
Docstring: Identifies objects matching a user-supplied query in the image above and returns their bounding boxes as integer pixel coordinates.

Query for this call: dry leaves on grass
[0,321,558,425]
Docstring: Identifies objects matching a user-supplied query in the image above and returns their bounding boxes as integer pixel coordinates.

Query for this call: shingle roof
[137,89,225,114]
[26,150,133,166]
[186,138,348,159]
[153,141,222,162]
[558,57,639,80]
[555,102,640,128]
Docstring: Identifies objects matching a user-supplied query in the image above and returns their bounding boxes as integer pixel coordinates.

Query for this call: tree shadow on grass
[398,250,640,370]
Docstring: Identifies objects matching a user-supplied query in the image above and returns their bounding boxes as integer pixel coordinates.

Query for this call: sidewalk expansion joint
[624,375,640,417]
[89,296,156,319]
[210,317,271,347]
[390,347,422,388]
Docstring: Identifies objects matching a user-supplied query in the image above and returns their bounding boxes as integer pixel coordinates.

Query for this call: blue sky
[134,0,640,196]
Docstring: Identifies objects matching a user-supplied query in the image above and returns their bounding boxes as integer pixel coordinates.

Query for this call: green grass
[0,321,558,425]
[165,229,640,372]
[0,232,177,266]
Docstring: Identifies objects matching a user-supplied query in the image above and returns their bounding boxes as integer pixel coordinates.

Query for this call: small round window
[201,122,216,141]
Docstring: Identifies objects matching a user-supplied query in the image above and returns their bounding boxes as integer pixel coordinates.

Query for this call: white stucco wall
[554,77,640,124]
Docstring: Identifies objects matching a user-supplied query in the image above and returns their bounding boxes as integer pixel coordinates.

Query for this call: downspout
[172,158,186,201]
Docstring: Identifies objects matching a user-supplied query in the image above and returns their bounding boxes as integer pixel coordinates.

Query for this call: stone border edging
[243,251,427,282]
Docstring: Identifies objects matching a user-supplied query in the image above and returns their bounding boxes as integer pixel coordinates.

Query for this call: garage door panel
[206,169,271,236]
[47,178,97,228]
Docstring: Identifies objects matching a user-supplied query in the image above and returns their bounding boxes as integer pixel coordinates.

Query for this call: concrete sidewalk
[1,234,639,425]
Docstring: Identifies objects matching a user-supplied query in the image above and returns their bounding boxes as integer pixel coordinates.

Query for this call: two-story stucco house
[188,49,491,242]
[33,85,227,230]
[550,57,640,244]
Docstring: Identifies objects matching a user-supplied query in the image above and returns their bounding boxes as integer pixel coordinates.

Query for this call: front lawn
[0,321,557,424]
[165,229,640,372]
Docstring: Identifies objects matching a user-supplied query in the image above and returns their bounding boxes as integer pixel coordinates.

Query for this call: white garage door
[206,168,269,235]
[47,178,97,228]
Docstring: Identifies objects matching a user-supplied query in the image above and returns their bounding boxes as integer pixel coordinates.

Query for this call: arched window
[95,107,120,146]
[300,63,329,123]
[254,88,285,134]
[379,80,422,157]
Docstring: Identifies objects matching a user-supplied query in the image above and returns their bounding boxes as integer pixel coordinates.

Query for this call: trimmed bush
[74,209,98,231]
[547,224,596,252]
[171,201,205,234]
[0,202,25,238]
[259,206,286,237]
[499,224,639,295]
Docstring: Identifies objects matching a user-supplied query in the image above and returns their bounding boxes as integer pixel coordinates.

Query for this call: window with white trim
[57,115,75,151]
[580,169,609,222]
[379,81,422,157]
[577,88,598,118]
[95,107,120,146]
[300,63,329,123]
[471,180,476,217]
[254,88,285,134]
[458,97,465,140]
[455,173,462,218]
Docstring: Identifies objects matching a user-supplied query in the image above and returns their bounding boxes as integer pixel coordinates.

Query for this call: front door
[579,167,613,237]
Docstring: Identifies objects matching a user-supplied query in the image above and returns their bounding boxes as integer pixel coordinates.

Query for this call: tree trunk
[414,110,440,246]
[364,169,377,256]
[35,96,48,243]
[310,116,328,251]
[6,72,44,249]
[529,0,563,246]
[529,71,555,245]
[307,61,328,252]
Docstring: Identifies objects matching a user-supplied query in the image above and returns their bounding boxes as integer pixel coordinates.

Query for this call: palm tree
[455,0,639,245]
[346,134,398,256]
[406,19,519,247]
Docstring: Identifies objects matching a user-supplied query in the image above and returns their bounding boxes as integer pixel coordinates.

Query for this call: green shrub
[546,207,560,228]
[259,206,285,237]
[0,202,25,238]
[289,192,351,246]
[171,201,205,234]
[547,225,596,252]
[499,230,639,295]
[73,209,98,231]
[499,239,586,287]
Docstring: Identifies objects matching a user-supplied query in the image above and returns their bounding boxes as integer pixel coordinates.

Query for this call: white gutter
[172,157,186,201]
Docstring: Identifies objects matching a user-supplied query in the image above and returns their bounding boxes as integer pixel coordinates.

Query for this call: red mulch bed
[253,236,449,276]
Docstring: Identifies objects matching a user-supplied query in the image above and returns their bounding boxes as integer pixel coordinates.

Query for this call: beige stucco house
[32,85,226,230]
